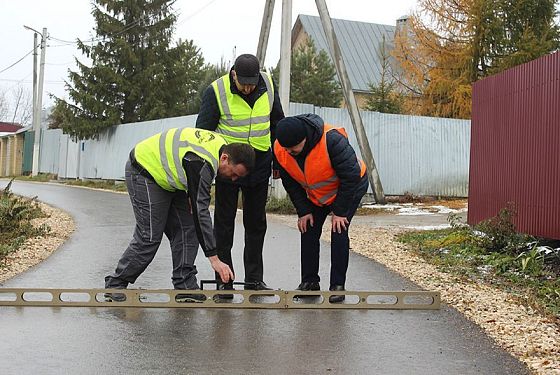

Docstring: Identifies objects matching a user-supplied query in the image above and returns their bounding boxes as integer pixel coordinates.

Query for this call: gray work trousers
[105,161,199,290]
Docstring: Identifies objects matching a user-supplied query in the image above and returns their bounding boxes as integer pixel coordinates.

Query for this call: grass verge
[16,174,127,192]
[397,209,560,319]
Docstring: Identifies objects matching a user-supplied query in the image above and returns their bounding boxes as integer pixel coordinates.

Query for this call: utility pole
[278,0,292,112]
[267,0,293,199]
[314,0,386,203]
[256,0,275,69]
[31,33,38,145]
[24,26,47,177]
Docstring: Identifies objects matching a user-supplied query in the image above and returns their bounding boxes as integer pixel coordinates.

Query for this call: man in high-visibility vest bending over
[196,54,285,293]
[104,128,255,302]
[274,114,369,303]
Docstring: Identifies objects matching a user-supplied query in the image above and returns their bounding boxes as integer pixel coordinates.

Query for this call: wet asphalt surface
[0,180,529,375]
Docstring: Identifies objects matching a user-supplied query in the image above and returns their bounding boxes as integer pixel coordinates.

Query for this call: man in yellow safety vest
[196,53,285,294]
[104,128,255,302]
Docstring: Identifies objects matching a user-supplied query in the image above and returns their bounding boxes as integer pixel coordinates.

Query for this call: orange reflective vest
[274,125,366,207]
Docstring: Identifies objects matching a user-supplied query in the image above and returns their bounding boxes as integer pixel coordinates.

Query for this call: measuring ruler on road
[0,288,440,309]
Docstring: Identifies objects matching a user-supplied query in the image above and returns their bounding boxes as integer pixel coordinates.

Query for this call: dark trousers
[300,176,369,287]
[105,161,199,290]
[214,178,268,282]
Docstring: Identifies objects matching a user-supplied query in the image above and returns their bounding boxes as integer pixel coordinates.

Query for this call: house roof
[0,122,23,133]
[292,14,397,92]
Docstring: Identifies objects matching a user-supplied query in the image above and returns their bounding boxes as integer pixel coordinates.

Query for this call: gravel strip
[270,214,560,375]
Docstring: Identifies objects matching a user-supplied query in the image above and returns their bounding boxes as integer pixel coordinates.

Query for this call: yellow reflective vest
[212,72,274,151]
[134,128,226,192]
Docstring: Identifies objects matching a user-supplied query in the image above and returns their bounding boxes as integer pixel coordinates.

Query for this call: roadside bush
[0,179,50,262]
[474,203,533,254]
[266,196,296,214]
[397,207,560,317]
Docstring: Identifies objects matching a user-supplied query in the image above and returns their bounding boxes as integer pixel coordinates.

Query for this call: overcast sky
[0,0,418,109]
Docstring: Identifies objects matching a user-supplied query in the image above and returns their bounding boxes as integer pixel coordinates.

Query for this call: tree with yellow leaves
[393,0,559,119]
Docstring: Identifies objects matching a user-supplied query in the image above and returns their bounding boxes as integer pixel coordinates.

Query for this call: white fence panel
[39,129,62,175]
[38,107,470,197]
[289,104,470,197]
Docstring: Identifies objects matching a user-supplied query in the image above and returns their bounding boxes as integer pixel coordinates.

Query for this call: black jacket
[277,114,367,217]
[196,69,285,186]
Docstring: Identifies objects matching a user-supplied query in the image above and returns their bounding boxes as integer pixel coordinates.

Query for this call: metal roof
[294,14,396,92]
[0,122,23,132]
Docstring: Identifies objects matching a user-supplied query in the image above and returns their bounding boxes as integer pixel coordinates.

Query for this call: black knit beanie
[276,117,307,147]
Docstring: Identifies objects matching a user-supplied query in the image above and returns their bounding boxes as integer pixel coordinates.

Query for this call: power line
[46,61,76,66]
[0,47,37,75]
[175,0,217,27]
[3,73,32,91]
[48,1,180,46]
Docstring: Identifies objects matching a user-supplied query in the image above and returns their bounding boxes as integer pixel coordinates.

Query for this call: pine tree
[272,39,342,108]
[365,36,403,114]
[49,0,206,140]
[194,58,230,110]
[490,0,560,72]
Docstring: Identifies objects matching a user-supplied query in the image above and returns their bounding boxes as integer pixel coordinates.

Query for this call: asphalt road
[0,180,529,375]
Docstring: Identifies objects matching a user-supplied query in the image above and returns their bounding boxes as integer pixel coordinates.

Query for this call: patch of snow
[397,207,435,216]
[429,205,468,214]
[401,224,451,230]
[362,202,467,216]
[362,204,401,211]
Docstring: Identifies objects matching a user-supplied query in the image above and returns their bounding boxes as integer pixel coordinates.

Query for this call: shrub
[0,179,50,262]
[474,203,534,255]
[266,196,296,214]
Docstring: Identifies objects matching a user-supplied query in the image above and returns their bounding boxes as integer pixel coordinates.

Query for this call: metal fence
[38,104,470,197]
[469,51,560,239]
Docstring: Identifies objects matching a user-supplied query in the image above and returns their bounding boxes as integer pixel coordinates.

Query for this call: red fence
[468,51,560,240]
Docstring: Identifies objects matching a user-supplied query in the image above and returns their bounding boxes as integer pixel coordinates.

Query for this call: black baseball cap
[234,54,260,85]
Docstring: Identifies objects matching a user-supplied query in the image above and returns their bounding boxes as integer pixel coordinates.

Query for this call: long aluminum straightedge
[0,288,440,309]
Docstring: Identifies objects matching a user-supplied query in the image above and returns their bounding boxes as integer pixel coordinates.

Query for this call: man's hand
[298,213,314,233]
[272,169,281,179]
[331,214,349,233]
[209,255,234,283]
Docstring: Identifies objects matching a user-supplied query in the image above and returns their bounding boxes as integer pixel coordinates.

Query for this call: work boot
[214,281,234,300]
[295,281,320,291]
[244,281,272,290]
[175,289,207,303]
[103,292,126,302]
[329,285,346,303]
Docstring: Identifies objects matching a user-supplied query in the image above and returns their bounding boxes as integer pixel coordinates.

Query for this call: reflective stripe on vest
[273,125,367,207]
[134,128,225,192]
[212,72,273,151]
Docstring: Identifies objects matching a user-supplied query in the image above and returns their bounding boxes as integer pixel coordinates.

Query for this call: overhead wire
[1,73,33,91]
[2,1,209,92]
[0,46,38,75]
[48,0,180,47]
[175,0,217,27]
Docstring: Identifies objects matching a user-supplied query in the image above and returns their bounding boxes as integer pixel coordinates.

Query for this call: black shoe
[296,281,320,291]
[103,292,126,302]
[215,281,234,300]
[175,292,207,303]
[329,285,346,303]
[244,281,272,290]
